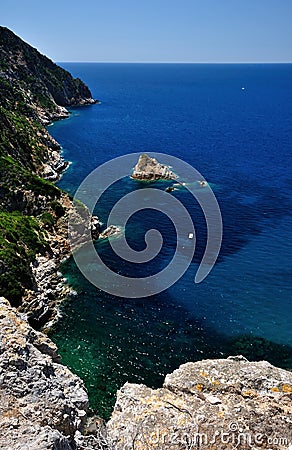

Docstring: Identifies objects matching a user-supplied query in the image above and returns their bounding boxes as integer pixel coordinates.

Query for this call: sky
[1,0,292,63]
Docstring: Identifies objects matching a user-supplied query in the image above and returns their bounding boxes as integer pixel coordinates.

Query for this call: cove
[48,63,292,418]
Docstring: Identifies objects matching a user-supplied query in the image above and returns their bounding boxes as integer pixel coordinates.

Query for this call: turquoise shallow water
[49,63,292,418]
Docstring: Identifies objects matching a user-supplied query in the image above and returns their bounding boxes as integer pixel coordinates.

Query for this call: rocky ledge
[108,356,292,449]
[22,197,101,331]
[131,154,178,180]
[0,297,113,450]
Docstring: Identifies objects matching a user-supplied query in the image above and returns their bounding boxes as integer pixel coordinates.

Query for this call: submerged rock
[107,356,292,449]
[131,154,178,181]
[165,185,176,193]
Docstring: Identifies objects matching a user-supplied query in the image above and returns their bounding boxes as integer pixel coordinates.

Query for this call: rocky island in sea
[131,153,178,180]
[0,27,291,450]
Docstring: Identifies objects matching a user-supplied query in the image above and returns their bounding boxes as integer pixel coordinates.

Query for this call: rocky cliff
[0,26,97,177]
[0,296,113,450]
[0,297,90,450]
[0,27,96,125]
[0,27,96,326]
[0,28,105,449]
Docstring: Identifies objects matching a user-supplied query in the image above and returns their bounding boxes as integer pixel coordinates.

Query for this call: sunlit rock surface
[107,356,292,449]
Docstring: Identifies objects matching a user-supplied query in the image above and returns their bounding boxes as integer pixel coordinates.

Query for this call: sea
[48,63,292,419]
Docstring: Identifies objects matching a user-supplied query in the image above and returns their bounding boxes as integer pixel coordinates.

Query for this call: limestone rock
[0,297,91,450]
[131,154,178,180]
[107,357,292,449]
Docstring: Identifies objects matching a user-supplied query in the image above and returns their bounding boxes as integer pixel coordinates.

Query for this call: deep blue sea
[49,63,292,418]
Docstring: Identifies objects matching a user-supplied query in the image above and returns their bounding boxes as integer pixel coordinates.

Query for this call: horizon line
[57,60,292,65]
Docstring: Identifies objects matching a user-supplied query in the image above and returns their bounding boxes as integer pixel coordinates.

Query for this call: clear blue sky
[1,0,292,63]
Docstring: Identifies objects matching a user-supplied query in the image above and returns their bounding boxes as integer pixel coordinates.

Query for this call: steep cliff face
[0,27,102,443]
[0,27,96,123]
[0,26,97,174]
[0,27,96,323]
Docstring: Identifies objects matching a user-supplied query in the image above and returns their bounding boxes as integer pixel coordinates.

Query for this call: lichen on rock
[107,357,292,449]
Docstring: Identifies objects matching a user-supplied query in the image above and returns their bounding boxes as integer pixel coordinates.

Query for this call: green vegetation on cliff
[0,26,94,111]
[0,155,61,201]
[0,27,95,309]
[0,77,50,170]
[0,211,49,304]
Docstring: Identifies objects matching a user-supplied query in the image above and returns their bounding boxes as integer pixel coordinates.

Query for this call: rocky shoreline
[19,107,88,330]
[20,183,102,331]
[0,25,101,324]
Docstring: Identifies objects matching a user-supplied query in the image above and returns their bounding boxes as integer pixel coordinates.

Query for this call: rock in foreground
[1,301,292,450]
[0,297,89,450]
[107,356,292,449]
[131,154,177,180]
